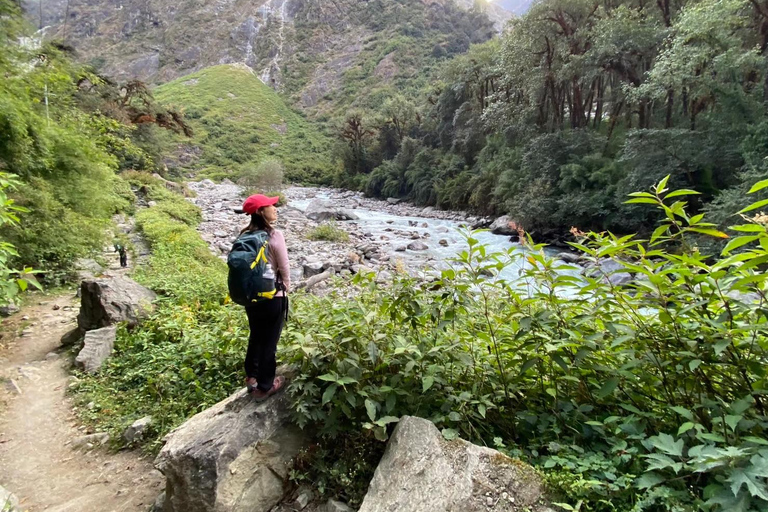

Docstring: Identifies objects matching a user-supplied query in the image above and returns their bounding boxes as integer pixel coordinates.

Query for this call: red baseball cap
[235,194,280,214]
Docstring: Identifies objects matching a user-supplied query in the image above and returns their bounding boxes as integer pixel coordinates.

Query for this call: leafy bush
[281,178,768,510]
[239,159,285,191]
[306,223,350,243]
[0,172,40,304]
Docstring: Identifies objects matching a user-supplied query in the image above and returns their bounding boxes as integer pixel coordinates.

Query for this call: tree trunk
[665,89,674,128]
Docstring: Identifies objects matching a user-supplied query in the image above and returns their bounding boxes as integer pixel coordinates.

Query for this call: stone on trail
[155,388,306,512]
[358,416,552,512]
[0,484,20,511]
[0,304,20,317]
[71,432,110,450]
[77,276,157,330]
[322,499,355,512]
[123,416,153,444]
[75,325,117,374]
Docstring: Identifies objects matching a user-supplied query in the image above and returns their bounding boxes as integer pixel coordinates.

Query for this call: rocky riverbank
[187,180,492,292]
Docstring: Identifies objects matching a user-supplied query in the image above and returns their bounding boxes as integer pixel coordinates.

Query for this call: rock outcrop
[359,416,552,512]
[77,276,157,331]
[74,325,118,374]
[155,388,306,512]
[489,215,519,236]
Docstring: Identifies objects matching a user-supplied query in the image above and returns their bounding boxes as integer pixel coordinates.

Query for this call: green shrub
[306,222,350,242]
[239,159,285,191]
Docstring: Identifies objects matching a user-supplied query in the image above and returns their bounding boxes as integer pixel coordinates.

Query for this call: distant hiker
[114,243,127,268]
[229,194,290,401]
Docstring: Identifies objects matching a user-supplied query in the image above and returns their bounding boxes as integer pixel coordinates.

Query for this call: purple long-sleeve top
[268,229,290,296]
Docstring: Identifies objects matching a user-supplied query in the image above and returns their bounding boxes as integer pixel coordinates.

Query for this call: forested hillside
[0,0,193,287]
[337,0,768,242]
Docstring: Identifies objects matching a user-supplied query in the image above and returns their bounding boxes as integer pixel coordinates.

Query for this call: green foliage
[336,0,768,243]
[73,182,231,449]
[153,65,335,184]
[306,223,350,243]
[0,172,41,305]
[281,179,768,511]
[239,158,285,191]
[0,6,144,276]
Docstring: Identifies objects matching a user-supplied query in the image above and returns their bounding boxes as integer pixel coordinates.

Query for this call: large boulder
[489,215,518,236]
[77,276,157,330]
[304,200,359,222]
[155,388,307,512]
[304,200,337,222]
[75,325,117,374]
[359,416,552,512]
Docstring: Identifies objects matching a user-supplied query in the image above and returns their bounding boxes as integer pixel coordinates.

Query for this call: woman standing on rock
[232,194,290,401]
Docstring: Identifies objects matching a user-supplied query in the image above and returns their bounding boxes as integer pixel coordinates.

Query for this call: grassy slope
[154,64,335,183]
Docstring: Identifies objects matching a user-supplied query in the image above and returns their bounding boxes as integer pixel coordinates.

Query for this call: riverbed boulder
[305,199,338,222]
[303,258,326,278]
[77,276,157,330]
[489,215,518,236]
[407,241,428,251]
[359,416,553,512]
[556,252,581,264]
[587,258,632,286]
[155,388,306,512]
[74,325,118,374]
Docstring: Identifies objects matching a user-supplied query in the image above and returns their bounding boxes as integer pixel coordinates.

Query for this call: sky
[489,0,535,15]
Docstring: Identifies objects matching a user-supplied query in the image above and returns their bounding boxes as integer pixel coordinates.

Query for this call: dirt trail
[0,293,163,512]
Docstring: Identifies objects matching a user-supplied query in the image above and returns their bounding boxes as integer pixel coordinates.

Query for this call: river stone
[556,252,581,264]
[155,388,306,512]
[358,416,552,512]
[75,325,117,374]
[489,215,518,236]
[588,258,632,286]
[303,259,326,278]
[386,197,402,205]
[337,208,360,221]
[407,241,428,251]
[77,276,157,330]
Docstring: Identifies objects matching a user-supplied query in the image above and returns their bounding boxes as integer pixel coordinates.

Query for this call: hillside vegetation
[153,64,335,183]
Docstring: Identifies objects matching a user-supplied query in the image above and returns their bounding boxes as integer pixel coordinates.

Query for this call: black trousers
[244,297,287,392]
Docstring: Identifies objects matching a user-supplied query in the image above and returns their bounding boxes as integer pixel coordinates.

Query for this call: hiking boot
[245,377,258,394]
[250,376,285,402]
